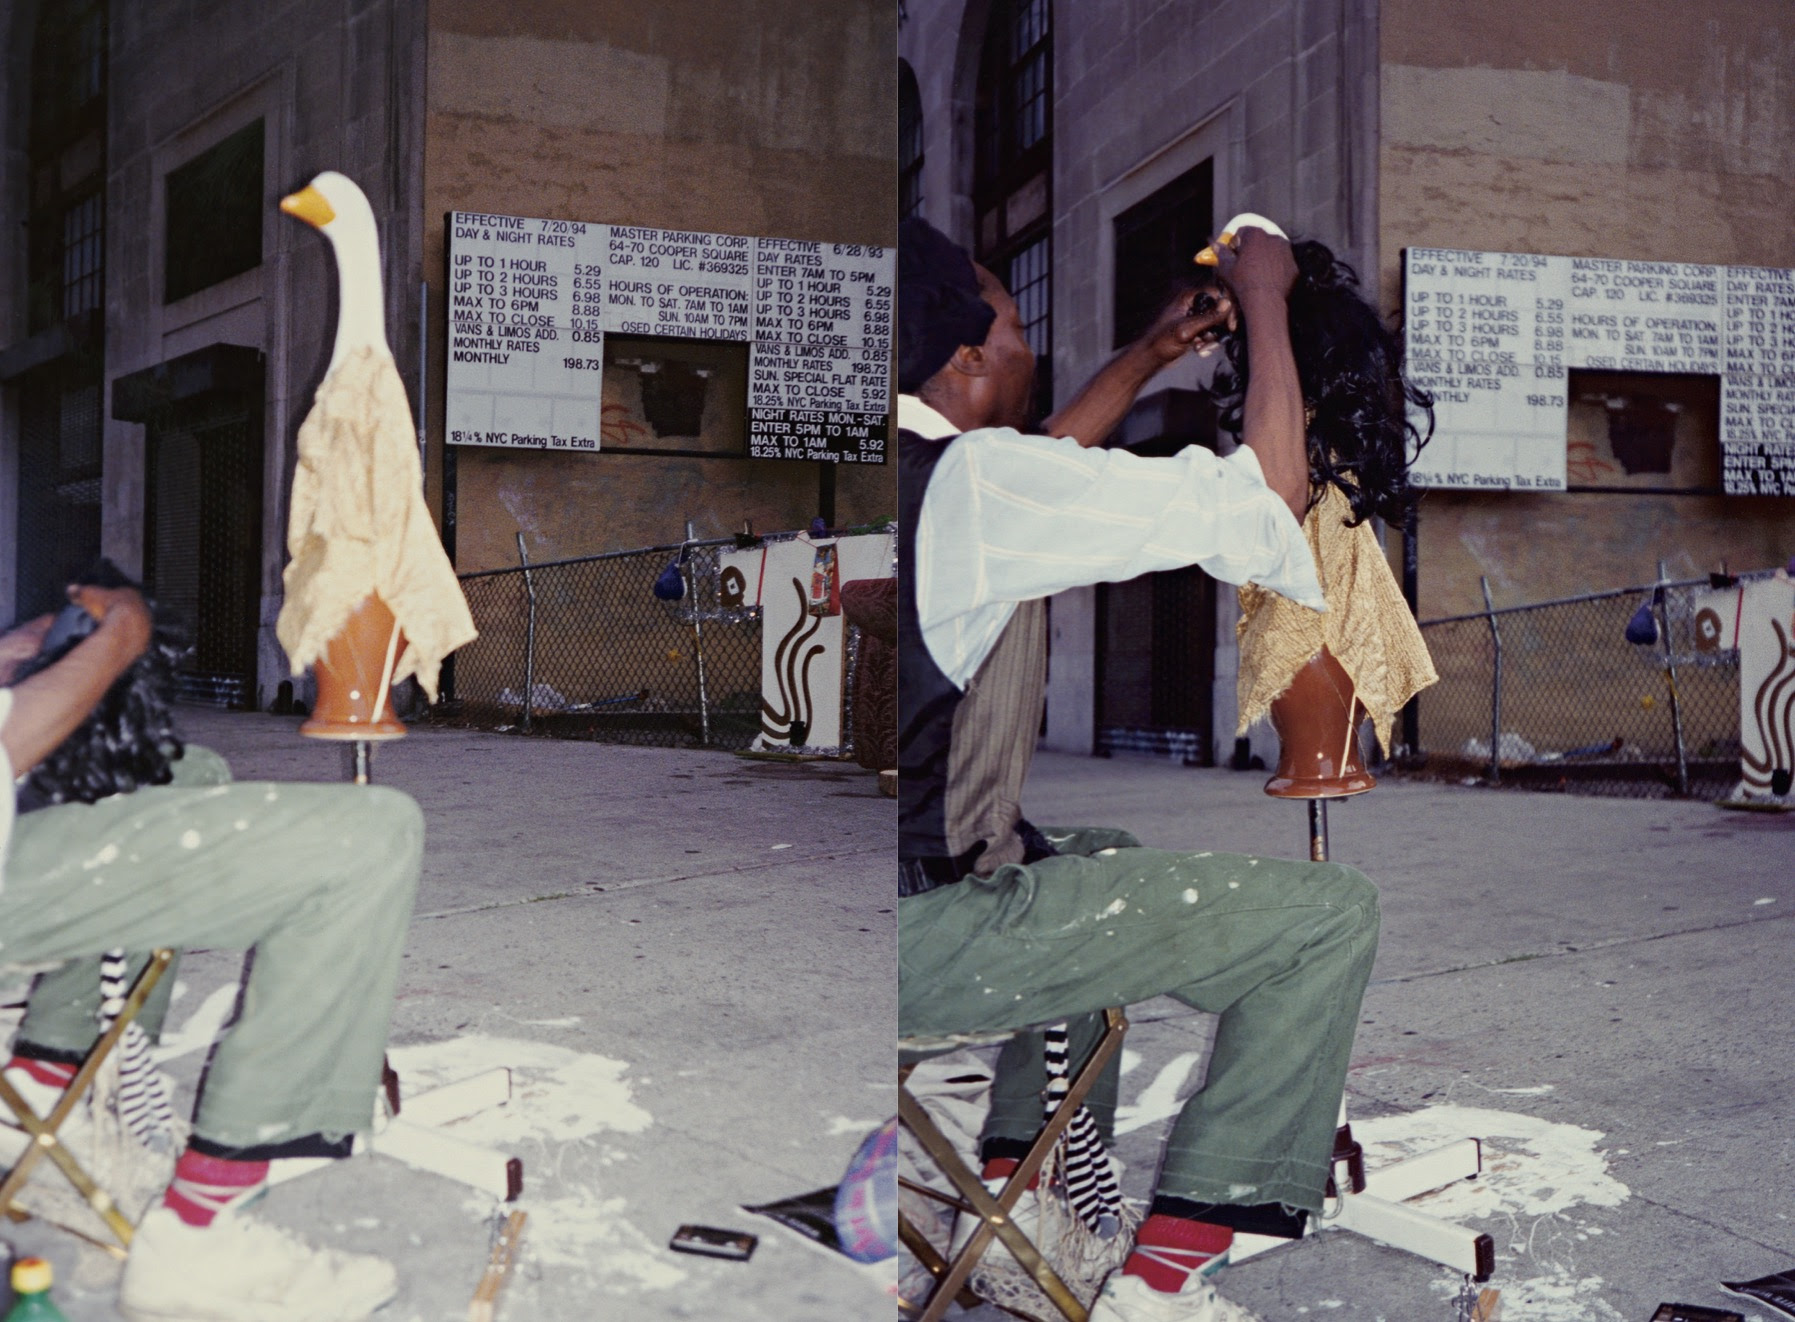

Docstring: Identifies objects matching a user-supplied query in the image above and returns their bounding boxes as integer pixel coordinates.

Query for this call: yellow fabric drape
[1236,484,1436,753]
[277,346,475,700]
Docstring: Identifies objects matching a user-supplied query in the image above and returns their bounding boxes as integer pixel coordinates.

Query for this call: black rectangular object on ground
[669,1224,758,1262]
[1652,1304,1744,1321]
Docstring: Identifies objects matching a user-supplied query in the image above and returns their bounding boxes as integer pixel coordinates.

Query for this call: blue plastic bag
[832,1118,897,1264]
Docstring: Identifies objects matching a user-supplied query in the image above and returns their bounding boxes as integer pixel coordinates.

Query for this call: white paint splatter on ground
[153,983,240,1062]
[1354,1104,1627,1221]
[827,1116,885,1137]
[1115,1052,1207,1135]
[1358,1105,1630,1321]
[388,1035,680,1294]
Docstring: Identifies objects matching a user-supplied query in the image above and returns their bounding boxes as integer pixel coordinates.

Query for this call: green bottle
[2,1258,67,1322]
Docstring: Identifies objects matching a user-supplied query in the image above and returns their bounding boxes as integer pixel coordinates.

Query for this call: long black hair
[1213,239,1433,528]
[11,559,186,811]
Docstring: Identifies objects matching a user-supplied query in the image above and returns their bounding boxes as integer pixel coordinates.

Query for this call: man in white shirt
[896,218,1380,1322]
[0,583,417,1321]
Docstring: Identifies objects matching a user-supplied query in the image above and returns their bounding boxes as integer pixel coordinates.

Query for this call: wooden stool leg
[899,1009,1128,1322]
[0,948,175,1253]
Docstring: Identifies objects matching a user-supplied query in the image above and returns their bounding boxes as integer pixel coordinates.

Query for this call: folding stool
[899,1007,1128,1322]
[0,948,174,1258]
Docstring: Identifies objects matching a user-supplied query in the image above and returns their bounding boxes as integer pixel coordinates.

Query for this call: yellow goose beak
[280,185,335,229]
[1194,212,1289,266]
[1193,234,1231,267]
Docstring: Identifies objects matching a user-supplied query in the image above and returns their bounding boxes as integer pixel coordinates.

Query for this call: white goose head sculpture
[280,170,389,376]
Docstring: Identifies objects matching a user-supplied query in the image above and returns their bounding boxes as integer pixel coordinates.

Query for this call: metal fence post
[1655,558,1690,796]
[1401,505,1420,759]
[685,521,710,747]
[1481,575,1502,784]
[517,532,536,734]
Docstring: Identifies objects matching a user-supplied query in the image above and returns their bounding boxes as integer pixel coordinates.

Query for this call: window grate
[61,192,104,319]
[899,61,924,220]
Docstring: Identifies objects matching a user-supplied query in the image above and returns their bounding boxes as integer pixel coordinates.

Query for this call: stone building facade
[1380,1,1795,617]
[901,0,1379,760]
[0,0,894,708]
[902,0,1794,762]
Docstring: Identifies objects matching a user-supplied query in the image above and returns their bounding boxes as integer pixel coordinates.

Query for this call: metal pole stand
[1228,797,1495,1282]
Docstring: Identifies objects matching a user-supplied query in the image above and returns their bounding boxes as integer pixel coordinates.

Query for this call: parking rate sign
[1404,246,1792,495]
[445,212,892,462]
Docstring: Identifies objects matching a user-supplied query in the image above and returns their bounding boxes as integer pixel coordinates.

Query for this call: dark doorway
[1096,567,1217,764]
[1112,159,1213,349]
[144,392,263,706]
[1093,159,1219,764]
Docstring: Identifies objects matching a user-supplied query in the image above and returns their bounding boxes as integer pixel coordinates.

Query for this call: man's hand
[1138,288,1235,368]
[1211,225,1298,305]
[69,583,153,655]
[0,615,54,686]
[1,583,154,777]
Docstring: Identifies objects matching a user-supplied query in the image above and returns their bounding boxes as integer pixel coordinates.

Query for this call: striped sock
[1121,1214,1233,1292]
[5,1057,77,1089]
[163,1149,270,1227]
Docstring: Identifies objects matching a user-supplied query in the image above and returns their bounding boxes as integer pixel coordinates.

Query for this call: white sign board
[717,531,896,755]
[446,212,892,462]
[1691,572,1795,805]
[1721,267,1795,495]
[1403,249,1569,491]
[1403,248,1793,494]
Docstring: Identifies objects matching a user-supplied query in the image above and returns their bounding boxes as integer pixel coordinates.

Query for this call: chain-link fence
[1407,575,1747,799]
[439,538,764,750]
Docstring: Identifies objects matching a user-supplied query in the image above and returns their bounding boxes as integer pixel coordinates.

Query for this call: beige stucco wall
[1380,1,1795,615]
[424,2,896,573]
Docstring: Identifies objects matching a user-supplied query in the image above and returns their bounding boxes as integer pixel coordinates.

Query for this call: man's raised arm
[1215,227,1306,519]
[1042,290,1233,448]
[2,586,152,776]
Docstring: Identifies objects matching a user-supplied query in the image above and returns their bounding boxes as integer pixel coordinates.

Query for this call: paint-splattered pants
[898,831,1379,1214]
[1,748,422,1155]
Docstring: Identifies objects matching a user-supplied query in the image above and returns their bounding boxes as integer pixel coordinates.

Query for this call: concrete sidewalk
[2,708,896,1321]
[931,751,1795,1322]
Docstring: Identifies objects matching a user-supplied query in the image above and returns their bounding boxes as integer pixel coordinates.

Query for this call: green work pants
[13,748,234,1057]
[899,836,1379,1214]
[0,750,422,1153]
[982,827,1142,1152]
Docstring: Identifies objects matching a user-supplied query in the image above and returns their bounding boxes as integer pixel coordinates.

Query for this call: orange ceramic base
[1263,648,1376,799]
[300,594,408,742]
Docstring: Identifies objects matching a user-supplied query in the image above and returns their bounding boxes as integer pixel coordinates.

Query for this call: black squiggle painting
[761,578,826,744]
[1742,616,1795,793]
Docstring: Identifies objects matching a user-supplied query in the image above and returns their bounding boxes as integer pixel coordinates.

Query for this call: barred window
[1008,235,1050,361]
[29,0,105,144]
[1008,0,1049,153]
[899,61,924,221]
[974,0,1052,419]
[19,0,107,615]
[61,192,104,318]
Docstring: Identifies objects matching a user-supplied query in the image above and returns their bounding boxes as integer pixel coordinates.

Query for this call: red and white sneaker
[1088,1271,1261,1322]
[119,1206,397,1322]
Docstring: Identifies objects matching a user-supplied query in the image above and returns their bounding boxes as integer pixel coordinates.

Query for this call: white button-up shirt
[902,394,1326,687]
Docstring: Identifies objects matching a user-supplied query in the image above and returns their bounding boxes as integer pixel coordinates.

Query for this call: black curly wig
[1212,238,1434,529]
[11,559,187,812]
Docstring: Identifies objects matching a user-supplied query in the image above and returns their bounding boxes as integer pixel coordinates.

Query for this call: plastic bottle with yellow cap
[2,1258,67,1322]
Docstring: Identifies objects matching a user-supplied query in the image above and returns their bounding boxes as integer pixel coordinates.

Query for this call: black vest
[896,426,966,886]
